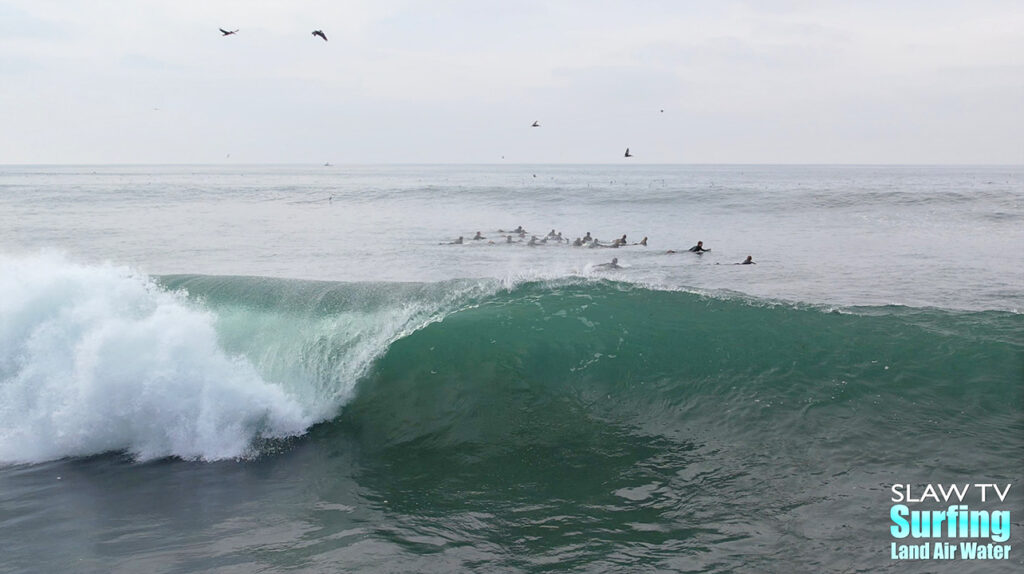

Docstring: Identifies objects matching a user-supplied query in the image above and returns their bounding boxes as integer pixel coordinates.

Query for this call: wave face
[2,254,1020,467]
[343,279,1022,462]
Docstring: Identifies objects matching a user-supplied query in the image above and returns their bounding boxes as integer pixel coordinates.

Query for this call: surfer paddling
[668,241,709,254]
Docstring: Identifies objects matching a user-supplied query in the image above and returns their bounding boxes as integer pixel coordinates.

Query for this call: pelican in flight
[531,121,540,127]
[312,30,328,41]
[624,148,633,158]
[219,28,238,36]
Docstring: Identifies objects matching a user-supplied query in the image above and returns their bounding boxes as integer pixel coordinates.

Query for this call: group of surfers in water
[444,227,756,268]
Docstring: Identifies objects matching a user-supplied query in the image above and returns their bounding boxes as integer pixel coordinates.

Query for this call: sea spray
[157,274,504,419]
[0,254,311,463]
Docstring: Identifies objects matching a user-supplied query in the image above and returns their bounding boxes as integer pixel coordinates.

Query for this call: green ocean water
[1,165,1022,572]
[5,274,1018,572]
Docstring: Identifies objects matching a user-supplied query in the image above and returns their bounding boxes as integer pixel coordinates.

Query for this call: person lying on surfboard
[667,240,709,254]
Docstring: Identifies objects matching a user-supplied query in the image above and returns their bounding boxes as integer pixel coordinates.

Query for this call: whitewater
[0,165,1021,573]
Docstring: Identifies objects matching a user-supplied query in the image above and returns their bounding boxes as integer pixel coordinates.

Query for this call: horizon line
[2,162,1022,168]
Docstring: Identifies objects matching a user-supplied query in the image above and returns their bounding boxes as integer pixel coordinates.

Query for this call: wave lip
[0,254,311,464]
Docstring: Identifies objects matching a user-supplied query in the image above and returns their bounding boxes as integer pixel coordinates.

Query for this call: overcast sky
[1,0,1021,164]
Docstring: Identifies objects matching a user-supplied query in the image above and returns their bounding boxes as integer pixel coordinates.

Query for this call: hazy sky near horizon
[1,1,1022,164]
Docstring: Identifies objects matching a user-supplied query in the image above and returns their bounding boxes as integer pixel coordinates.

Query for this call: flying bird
[531,121,540,127]
[312,30,328,41]
[219,28,238,36]
[624,148,633,158]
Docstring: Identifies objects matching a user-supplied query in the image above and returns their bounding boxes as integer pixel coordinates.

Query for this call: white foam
[0,253,312,464]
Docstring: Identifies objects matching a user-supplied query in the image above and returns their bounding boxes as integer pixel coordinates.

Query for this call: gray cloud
[0,0,1020,164]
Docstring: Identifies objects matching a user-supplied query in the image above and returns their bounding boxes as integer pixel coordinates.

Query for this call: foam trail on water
[0,254,312,464]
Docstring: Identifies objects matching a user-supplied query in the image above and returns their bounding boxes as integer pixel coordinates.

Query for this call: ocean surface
[0,164,1021,573]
